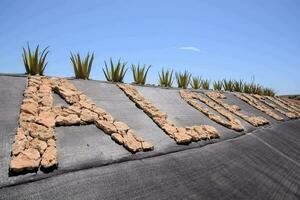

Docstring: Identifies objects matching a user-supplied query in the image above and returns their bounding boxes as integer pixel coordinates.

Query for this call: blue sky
[0,0,299,95]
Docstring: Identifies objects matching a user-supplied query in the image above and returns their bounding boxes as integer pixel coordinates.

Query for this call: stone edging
[205,91,269,126]
[251,94,300,119]
[117,84,220,144]
[234,93,284,121]
[10,76,153,174]
[275,97,300,114]
[180,90,244,131]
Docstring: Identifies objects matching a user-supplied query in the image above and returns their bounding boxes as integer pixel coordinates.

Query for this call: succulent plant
[131,63,151,85]
[22,44,49,75]
[103,58,128,82]
[158,69,173,87]
[213,80,223,91]
[190,76,202,89]
[175,70,191,89]
[201,79,210,90]
[70,52,94,79]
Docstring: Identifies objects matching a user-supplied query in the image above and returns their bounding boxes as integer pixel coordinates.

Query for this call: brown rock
[14,128,27,141]
[202,125,219,138]
[29,138,48,154]
[161,124,177,138]
[37,111,56,128]
[11,138,29,156]
[41,146,58,169]
[185,128,201,141]
[78,100,93,110]
[142,141,154,151]
[102,114,114,122]
[114,121,130,132]
[111,133,124,144]
[10,148,41,172]
[174,128,192,144]
[56,114,81,125]
[80,108,98,123]
[193,126,209,140]
[21,102,38,115]
[92,105,106,115]
[123,132,142,153]
[29,128,55,141]
[95,120,117,134]
[47,138,56,147]
[19,112,36,123]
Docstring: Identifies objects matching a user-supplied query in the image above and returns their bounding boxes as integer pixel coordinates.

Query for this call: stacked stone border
[251,94,300,119]
[276,97,300,113]
[205,91,269,126]
[117,84,220,144]
[180,90,244,131]
[234,93,284,121]
[10,76,153,174]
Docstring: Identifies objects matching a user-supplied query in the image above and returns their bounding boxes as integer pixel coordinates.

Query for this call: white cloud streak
[177,46,200,52]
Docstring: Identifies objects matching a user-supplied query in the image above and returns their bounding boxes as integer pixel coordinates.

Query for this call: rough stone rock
[174,128,192,144]
[142,141,154,151]
[102,114,114,122]
[152,117,168,126]
[80,108,98,123]
[10,148,41,172]
[67,105,82,115]
[21,122,47,133]
[22,98,37,105]
[202,125,219,138]
[78,100,93,110]
[95,120,117,134]
[47,138,56,147]
[111,133,124,144]
[92,106,106,116]
[123,132,142,153]
[37,111,56,128]
[230,119,244,132]
[56,114,81,126]
[114,121,130,132]
[19,112,36,123]
[29,128,55,141]
[14,128,27,141]
[41,146,58,169]
[12,138,29,156]
[185,128,201,141]
[29,138,48,154]
[161,124,177,138]
[21,102,38,115]
[193,126,209,140]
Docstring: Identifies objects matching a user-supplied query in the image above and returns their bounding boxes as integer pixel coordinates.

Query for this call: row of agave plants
[22,44,275,96]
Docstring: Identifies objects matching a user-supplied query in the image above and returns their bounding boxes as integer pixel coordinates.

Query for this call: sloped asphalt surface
[0,75,299,199]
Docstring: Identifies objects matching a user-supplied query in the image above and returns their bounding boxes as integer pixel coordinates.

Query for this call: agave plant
[190,76,202,89]
[223,79,234,92]
[250,83,263,95]
[243,83,252,93]
[70,52,94,79]
[213,80,222,91]
[22,44,49,75]
[158,69,173,87]
[263,87,275,97]
[103,58,128,82]
[175,71,191,89]
[233,80,244,92]
[131,64,151,85]
[201,79,210,90]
